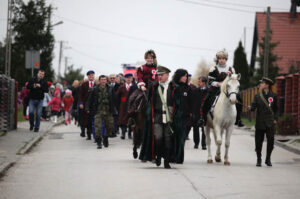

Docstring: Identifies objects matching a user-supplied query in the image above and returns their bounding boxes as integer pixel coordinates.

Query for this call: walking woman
[171,69,193,163]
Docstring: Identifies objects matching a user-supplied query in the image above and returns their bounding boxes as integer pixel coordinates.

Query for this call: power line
[70,47,118,66]
[176,0,255,14]
[195,0,288,11]
[54,14,222,52]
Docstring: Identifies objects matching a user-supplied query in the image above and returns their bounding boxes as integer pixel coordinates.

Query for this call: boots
[265,153,272,167]
[103,136,109,147]
[128,130,132,139]
[256,152,262,167]
[121,127,126,139]
[156,156,161,167]
[80,127,86,137]
[164,150,171,169]
[96,138,102,149]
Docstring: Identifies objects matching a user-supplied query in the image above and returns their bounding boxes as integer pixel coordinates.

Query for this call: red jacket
[136,64,158,88]
[48,97,61,111]
[63,96,74,111]
[48,90,61,111]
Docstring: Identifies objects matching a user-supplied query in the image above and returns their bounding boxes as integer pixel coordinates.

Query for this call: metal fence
[0,74,18,132]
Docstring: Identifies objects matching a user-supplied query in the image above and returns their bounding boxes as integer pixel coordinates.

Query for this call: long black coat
[251,91,278,130]
[192,87,208,121]
[115,83,137,125]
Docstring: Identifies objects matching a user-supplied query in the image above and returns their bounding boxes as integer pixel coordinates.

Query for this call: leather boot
[96,138,102,149]
[128,130,132,139]
[121,127,126,139]
[265,152,272,167]
[80,127,86,137]
[256,152,262,167]
[103,136,109,147]
[156,156,161,167]
[164,150,171,169]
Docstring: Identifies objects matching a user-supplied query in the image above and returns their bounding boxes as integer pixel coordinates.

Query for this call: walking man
[27,70,49,132]
[248,77,278,167]
[88,75,117,149]
[191,76,208,149]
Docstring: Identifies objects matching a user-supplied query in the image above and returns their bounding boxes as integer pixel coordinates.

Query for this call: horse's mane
[220,74,239,93]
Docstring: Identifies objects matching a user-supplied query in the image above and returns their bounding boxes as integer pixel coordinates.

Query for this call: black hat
[260,77,274,86]
[86,70,95,76]
[124,73,133,78]
[157,66,171,75]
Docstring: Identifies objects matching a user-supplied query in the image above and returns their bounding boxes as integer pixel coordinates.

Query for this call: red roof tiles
[256,12,300,74]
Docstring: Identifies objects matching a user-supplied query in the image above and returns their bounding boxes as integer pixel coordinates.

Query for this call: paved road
[0,124,299,199]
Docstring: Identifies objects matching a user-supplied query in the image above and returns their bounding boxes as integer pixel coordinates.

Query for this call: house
[250,9,300,74]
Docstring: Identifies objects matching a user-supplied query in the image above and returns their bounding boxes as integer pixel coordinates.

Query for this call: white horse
[205,73,241,166]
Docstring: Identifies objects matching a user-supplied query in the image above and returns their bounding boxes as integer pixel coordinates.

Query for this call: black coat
[27,77,49,100]
[87,84,117,116]
[178,82,193,118]
[192,87,208,121]
[251,91,278,130]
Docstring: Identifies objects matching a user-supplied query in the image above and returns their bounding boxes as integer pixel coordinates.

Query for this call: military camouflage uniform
[87,84,116,148]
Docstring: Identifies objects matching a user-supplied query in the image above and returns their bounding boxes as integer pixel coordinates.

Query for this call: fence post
[284,75,293,114]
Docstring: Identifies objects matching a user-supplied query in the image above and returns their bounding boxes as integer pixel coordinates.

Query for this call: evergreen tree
[233,41,249,89]
[62,65,84,85]
[0,42,5,74]
[10,0,55,87]
[250,30,280,86]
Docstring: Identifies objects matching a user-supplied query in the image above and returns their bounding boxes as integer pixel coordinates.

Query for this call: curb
[17,120,64,155]
[0,120,63,178]
[0,162,15,178]
[235,126,300,155]
[275,140,300,155]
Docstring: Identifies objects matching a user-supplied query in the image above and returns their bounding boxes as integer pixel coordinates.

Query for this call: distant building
[250,9,300,74]
[121,62,144,76]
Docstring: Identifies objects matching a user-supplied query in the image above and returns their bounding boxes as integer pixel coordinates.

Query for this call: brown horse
[128,90,147,159]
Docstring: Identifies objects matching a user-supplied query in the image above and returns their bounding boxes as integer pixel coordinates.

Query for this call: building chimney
[290,0,300,19]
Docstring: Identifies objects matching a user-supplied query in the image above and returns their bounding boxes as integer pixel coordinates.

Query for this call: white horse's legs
[215,126,222,162]
[206,127,213,163]
[224,127,233,166]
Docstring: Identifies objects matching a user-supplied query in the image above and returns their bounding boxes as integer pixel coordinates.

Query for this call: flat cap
[86,70,95,76]
[156,66,171,75]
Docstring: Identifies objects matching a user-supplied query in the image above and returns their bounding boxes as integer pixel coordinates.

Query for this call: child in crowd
[48,88,61,123]
[62,89,74,125]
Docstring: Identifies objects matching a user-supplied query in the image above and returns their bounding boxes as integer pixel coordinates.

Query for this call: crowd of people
[19,49,277,169]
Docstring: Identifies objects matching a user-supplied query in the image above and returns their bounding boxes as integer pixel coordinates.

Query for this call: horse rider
[136,49,158,92]
[248,77,278,167]
[127,50,159,126]
[200,50,235,126]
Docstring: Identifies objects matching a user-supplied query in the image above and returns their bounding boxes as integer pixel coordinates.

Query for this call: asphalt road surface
[0,124,299,199]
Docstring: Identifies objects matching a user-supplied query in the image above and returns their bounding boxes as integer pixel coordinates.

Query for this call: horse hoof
[224,161,230,166]
[133,151,138,159]
[207,159,213,164]
[215,156,222,163]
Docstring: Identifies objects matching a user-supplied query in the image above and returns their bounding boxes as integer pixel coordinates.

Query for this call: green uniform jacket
[251,91,278,130]
[139,81,185,162]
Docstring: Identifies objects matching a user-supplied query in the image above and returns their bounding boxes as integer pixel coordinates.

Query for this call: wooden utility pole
[58,41,63,79]
[263,7,270,77]
[5,0,12,77]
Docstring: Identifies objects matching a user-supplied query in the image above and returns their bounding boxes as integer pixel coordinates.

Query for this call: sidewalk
[235,125,300,155]
[0,119,63,177]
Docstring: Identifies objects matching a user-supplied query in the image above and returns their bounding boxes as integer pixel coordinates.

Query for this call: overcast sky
[0,0,291,78]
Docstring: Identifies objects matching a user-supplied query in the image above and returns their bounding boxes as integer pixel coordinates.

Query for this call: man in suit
[78,70,95,140]
[115,73,138,139]
[191,76,208,149]
[109,74,120,136]
[249,77,278,167]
